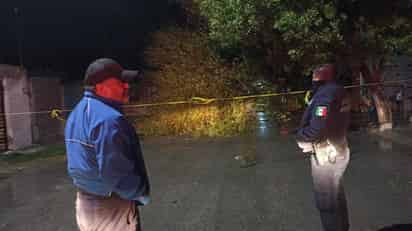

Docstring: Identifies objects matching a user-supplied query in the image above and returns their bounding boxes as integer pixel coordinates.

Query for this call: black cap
[84,58,140,85]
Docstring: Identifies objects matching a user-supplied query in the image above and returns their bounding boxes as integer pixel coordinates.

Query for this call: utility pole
[14,7,24,67]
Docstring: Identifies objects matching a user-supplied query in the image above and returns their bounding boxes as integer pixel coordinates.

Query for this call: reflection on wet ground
[1,122,412,230]
[254,98,283,138]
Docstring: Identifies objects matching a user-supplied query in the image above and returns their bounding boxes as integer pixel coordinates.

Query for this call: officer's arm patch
[315,106,328,118]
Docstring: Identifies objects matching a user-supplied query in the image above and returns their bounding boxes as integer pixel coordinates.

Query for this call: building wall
[30,77,64,145]
[63,80,83,108]
[0,65,33,150]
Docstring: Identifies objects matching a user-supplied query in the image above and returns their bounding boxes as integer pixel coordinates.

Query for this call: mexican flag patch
[315,106,328,118]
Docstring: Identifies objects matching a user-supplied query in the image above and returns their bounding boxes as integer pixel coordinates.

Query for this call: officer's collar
[84,90,123,112]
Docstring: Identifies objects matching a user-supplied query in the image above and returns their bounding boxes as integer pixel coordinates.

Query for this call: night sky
[0,0,177,80]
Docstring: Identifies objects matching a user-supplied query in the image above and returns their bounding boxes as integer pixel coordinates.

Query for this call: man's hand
[297,141,314,153]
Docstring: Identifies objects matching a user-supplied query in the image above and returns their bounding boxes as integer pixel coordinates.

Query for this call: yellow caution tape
[50,109,65,121]
[2,78,412,120]
[190,97,216,105]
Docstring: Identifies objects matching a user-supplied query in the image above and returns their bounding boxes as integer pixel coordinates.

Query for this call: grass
[135,101,257,137]
[0,144,66,164]
[132,95,306,138]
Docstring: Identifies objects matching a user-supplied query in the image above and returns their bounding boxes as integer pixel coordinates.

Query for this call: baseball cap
[84,58,140,85]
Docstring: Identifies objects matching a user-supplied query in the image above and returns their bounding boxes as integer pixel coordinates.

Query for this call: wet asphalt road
[1,128,412,231]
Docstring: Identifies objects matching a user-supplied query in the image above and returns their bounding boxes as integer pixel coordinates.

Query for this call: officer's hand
[297,141,313,153]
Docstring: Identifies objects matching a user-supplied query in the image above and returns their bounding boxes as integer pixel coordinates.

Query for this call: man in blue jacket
[65,58,150,231]
[296,64,351,231]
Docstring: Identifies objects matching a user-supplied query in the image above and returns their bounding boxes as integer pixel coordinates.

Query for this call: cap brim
[121,70,140,82]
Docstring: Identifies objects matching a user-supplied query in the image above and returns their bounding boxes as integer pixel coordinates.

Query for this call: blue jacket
[297,81,350,143]
[65,91,150,205]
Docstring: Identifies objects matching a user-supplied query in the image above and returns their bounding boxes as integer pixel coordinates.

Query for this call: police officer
[296,64,351,231]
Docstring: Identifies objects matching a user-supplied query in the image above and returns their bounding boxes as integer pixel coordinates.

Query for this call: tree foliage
[195,0,412,79]
[143,26,247,101]
[136,26,256,137]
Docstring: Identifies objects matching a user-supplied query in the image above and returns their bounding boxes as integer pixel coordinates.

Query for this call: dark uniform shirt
[297,81,350,144]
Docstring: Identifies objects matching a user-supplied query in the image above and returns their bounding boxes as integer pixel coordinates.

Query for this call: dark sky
[0,0,177,80]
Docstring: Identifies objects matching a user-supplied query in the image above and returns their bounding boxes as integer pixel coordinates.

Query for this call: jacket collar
[84,90,123,112]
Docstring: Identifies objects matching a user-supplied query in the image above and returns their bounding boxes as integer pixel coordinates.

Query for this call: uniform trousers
[311,141,350,231]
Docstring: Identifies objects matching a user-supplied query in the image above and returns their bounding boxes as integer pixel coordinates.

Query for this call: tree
[143,27,246,101]
[194,0,412,130]
[137,26,254,137]
[335,0,412,130]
